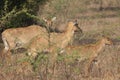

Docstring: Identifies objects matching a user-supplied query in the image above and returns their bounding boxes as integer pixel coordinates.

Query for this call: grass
[32,52,49,71]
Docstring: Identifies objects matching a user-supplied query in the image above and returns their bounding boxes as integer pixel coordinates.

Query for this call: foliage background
[0,0,48,30]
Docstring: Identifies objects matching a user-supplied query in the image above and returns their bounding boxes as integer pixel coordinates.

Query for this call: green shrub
[0,0,48,29]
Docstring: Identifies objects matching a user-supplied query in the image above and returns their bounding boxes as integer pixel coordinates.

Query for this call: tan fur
[27,35,49,57]
[50,22,79,48]
[2,25,47,52]
[54,23,67,33]
[64,37,113,76]
[27,21,82,57]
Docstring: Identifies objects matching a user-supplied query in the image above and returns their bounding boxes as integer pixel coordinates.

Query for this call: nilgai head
[67,20,83,34]
[101,36,113,45]
[43,17,56,28]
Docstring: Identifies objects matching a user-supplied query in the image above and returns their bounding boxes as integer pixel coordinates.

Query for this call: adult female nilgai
[27,20,83,57]
[2,17,56,53]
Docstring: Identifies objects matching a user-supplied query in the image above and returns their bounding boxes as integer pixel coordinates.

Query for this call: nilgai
[2,25,47,53]
[2,17,56,53]
[27,20,83,57]
[63,36,113,76]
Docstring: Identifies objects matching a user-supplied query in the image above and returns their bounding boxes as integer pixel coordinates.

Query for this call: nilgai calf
[63,36,113,76]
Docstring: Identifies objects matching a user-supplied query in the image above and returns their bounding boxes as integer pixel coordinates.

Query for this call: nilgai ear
[51,17,56,22]
[73,19,78,26]
[101,31,107,37]
[101,34,105,37]
[43,17,47,22]
[43,17,56,22]
[75,19,77,23]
